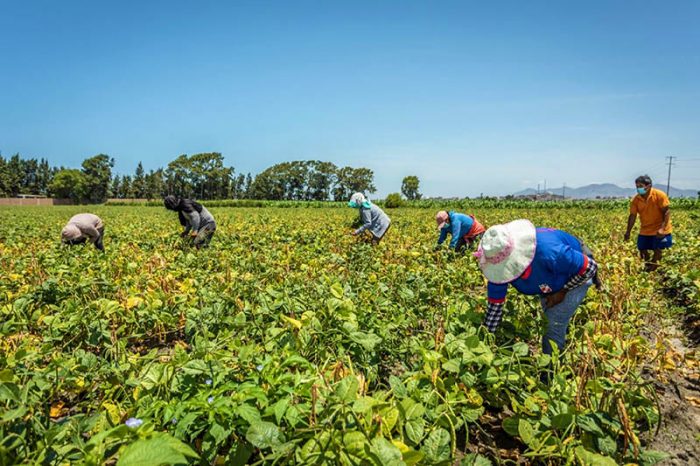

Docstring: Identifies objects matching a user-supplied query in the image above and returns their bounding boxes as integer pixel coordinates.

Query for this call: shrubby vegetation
[1,205,697,464]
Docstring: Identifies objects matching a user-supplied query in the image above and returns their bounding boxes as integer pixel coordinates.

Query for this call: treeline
[0,153,376,203]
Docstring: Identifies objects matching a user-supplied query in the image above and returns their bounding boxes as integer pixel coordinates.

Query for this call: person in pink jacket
[61,213,105,251]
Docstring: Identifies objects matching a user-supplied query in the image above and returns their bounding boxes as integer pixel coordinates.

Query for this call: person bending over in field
[61,213,105,251]
[348,192,391,245]
[164,195,216,248]
[474,220,598,356]
[623,175,672,272]
[434,210,486,253]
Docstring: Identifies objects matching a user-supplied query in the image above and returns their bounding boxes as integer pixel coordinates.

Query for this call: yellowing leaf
[126,297,143,309]
[281,315,302,329]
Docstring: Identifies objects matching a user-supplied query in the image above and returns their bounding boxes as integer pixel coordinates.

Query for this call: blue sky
[1,0,699,197]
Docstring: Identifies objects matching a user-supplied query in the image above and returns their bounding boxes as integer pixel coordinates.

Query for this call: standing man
[435,210,486,252]
[61,213,105,251]
[624,175,672,271]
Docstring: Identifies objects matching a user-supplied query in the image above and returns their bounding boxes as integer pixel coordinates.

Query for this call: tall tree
[401,175,422,200]
[133,162,147,198]
[48,169,85,201]
[81,154,114,203]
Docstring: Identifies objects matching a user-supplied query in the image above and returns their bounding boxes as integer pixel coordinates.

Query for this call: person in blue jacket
[474,219,598,355]
[435,210,486,252]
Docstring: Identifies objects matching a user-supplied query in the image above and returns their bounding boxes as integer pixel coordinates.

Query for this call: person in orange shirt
[624,175,672,271]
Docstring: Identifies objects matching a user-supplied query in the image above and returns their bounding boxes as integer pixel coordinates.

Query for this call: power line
[666,156,676,195]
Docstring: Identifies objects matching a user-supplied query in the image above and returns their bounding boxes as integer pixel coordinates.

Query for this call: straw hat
[474,219,537,284]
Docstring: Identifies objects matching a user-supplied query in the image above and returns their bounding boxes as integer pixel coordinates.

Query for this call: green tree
[385,192,403,208]
[49,169,85,202]
[145,169,165,199]
[81,154,114,203]
[401,175,422,200]
[111,175,122,198]
[333,167,376,201]
[133,162,147,198]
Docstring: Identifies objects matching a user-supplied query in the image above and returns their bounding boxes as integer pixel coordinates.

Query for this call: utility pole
[666,156,675,195]
[544,179,547,193]
[537,183,540,195]
[563,183,566,199]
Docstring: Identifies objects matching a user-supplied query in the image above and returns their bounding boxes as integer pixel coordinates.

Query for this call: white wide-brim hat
[474,219,537,284]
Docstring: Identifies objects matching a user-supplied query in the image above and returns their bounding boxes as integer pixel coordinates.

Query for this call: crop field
[1,205,699,465]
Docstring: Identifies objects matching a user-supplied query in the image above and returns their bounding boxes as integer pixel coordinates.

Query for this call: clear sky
[1,0,699,197]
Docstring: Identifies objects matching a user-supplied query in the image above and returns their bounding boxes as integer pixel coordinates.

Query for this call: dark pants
[66,227,104,251]
[193,223,215,248]
[95,227,105,251]
[455,233,483,253]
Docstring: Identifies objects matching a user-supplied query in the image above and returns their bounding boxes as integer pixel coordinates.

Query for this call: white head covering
[473,219,537,284]
[61,224,82,241]
[350,192,366,205]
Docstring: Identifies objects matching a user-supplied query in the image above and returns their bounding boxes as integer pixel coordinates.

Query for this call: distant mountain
[513,183,698,199]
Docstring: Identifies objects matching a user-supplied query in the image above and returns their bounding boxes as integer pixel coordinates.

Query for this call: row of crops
[1,206,698,465]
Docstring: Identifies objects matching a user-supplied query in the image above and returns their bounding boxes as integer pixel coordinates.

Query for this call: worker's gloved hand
[180,231,189,238]
[190,231,199,238]
[95,242,105,251]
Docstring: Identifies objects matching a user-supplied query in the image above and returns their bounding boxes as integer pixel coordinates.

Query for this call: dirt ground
[645,334,700,465]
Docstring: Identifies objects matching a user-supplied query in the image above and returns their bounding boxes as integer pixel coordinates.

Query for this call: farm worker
[474,220,598,355]
[61,213,105,251]
[348,192,391,245]
[623,175,672,272]
[163,195,216,248]
[435,210,486,252]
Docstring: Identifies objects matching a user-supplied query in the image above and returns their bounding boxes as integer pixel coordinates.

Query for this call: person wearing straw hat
[348,192,391,245]
[474,220,598,355]
[164,195,217,248]
[61,213,105,251]
[435,210,486,252]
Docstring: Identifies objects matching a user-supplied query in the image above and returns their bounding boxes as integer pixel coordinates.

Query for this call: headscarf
[348,192,371,209]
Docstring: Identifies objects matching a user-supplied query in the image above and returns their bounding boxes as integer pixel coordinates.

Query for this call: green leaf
[369,437,404,466]
[335,376,359,402]
[245,421,284,449]
[517,419,535,446]
[209,423,229,445]
[512,342,529,357]
[236,404,261,424]
[595,435,617,456]
[551,413,574,430]
[389,375,407,398]
[401,449,424,466]
[330,282,344,299]
[577,414,605,436]
[349,331,382,352]
[463,453,493,466]
[502,416,520,436]
[343,431,367,455]
[574,446,617,466]
[117,434,198,466]
[227,442,254,466]
[421,428,451,462]
[442,358,461,373]
[638,449,670,466]
[405,417,425,444]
